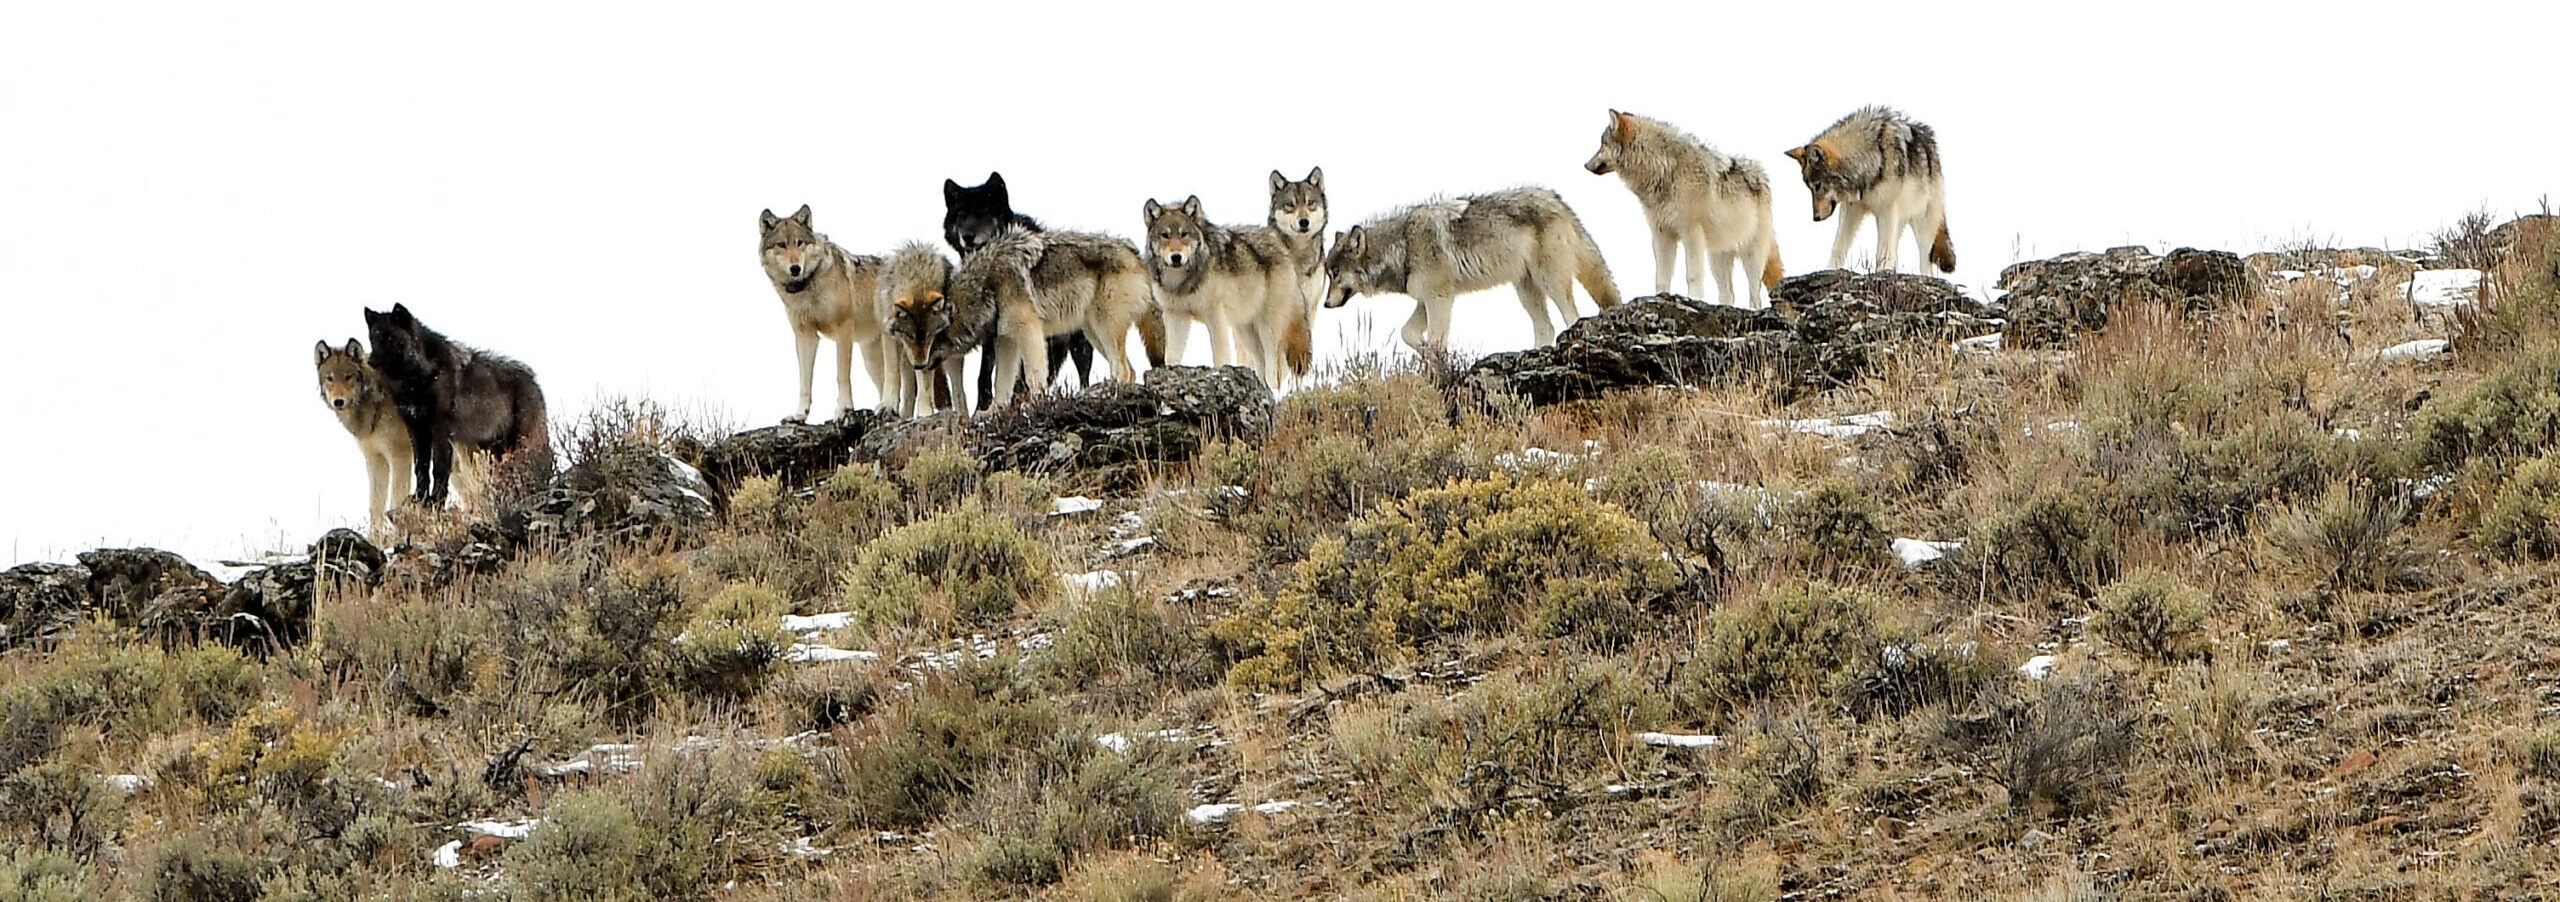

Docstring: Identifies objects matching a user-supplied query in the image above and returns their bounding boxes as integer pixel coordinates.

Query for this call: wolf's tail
[1762,245,1785,291]
[1571,217,1622,309]
[1283,301,1314,378]
[1137,299,1168,369]
[1930,220,1957,273]
[491,377,553,509]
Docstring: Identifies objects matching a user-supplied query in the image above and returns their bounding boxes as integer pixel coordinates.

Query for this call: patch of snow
[780,612,853,633]
[2335,428,2364,441]
[1110,536,1157,556]
[1252,800,1298,816]
[2264,639,2292,653]
[2405,269,2484,308]
[1217,485,1250,501]
[103,774,151,794]
[2376,338,2448,361]
[1065,570,1124,592]
[1095,729,1189,755]
[786,644,880,664]
[2408,473,2455,500]
[1495,446,1582,472]
[1891,538,1962,568]
[781,836,833,859]
[1110,511,1146,538]
[541,744,641,778]
[1050,496,1104,517]
[2019,655,2058,680]
[431,840,463,868]
[1952,333,2004,355]
[1756,410,1895,438]
[1187,803,1243,824]
[459,818,539,840]
[1636,732,1722,749]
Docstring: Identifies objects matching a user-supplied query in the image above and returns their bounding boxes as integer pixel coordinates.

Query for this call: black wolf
[361,303,553,506]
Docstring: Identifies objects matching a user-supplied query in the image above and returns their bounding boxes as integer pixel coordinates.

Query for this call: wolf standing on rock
[758,204,913,420]
[1267,167,1328,378]
[1323,187,1620,351]
[313,339,411,540]
[1585,109,1782,309]
[878,241,968,414]
[1783,106,1956,274]
[1141,195,1307,389]
[361,304,551,510]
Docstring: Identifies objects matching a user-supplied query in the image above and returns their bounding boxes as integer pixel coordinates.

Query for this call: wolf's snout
[1167,252,1185,267]
[331,398,347,409]
[787,263,803,277]
[1296,218,1310,231]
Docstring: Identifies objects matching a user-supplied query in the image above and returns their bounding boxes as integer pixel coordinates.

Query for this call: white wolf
[1782,106,1956,274]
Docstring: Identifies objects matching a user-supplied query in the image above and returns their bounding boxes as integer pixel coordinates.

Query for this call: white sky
[4,1,2552,566]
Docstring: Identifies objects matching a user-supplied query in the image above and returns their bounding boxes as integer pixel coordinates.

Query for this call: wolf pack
[315,106,1955,539]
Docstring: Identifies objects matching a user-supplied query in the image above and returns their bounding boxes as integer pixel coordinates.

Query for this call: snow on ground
[1065,570,1123,592]
[1756,411,1896,438]
[1636,732,1722,749]
[103,774,152,794]
[1187,800,1301,824]
[2406,269,2484,308]
[1094,729,1190,755]
[1495,441,1602,473]
[2376,338,2449,361]
[1891,538,1962,568]
[2019,655,2059,680]
[779,612,853,633]
[784,644,879,664]
[1952,333,2004,355]
[1049,496,1104,517]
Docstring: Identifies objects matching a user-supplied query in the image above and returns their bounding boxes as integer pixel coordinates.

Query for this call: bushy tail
[491,380,553,510]
[1571,218,1622,309]
[1762,245,1785,290]
[1930,220,1957,273]
[1283,303,1313,378]
[1137,299,1168,368]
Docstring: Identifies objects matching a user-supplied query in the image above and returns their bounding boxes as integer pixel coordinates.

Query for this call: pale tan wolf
[313,338,411,540]
[1782,106,1955,274]
[1142,195,1307,390]
[1266,167,1328,381]
[1585,110,1782,308]
[878,241,969,413]
[757,205,916,421]
[961,224,1158,407]
[1323,187,1620,351]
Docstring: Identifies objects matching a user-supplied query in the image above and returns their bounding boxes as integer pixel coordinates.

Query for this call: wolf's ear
[363,307,382,325]
[1270,169,1287,192]
[759,208,779,229]
[790,204,812,227]
[315,340,333,363]
[1783,145,1809,163]
[1613,110,1635,142]
[390,303,412,320]
[1143,198,1163,222]
[985,172,1004,189]
[1305,166,1322,188]
[1340,226,1363,251]
[1181,196,1202,219]
[944,179,963,204]
[343,338,365,360]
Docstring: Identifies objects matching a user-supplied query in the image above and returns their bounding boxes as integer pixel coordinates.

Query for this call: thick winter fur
[942,173,1130,406]
[879,241,971,414]
[1782,106,1956,274]
[1323,187,1621,351]
[1266,167,1328,379]
[1143,195,1307,390]
[962,224,1159,407]
[1586,110,1782,308]
[360,304,552,510]
[314,339,412,540]
[758,205,914,420]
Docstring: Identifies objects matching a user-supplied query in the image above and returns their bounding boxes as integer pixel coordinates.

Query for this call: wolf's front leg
[1650,227,1678,296]
[1827,211,1864,270]
[788,327,819,423]
[834,332,859,419]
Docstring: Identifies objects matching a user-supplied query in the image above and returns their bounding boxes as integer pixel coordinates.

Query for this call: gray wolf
[1142,195,1306,389]
[1585,110,1783,308]
[958,224,1159,407]
[758,205,916,420]
[940,172,1105,405]
[1322,187,1621,351]
[1267,167,1328,378]
[1782,106,1955,274]
[314,338,412,539]
[879,241,971,413]
[361,303,553,509]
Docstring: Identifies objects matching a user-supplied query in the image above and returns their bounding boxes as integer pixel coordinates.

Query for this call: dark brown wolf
[361,303,552,508]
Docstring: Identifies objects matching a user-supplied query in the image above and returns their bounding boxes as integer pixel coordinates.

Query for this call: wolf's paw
[782,412,809,425]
